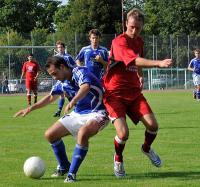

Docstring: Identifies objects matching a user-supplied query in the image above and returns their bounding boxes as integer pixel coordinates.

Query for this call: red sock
[27,95,31,105]
[114,136,126,162]
[143,130,157,152]
[34,95,37,103]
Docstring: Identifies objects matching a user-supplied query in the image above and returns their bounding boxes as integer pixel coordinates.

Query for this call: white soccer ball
[23,156,46,179]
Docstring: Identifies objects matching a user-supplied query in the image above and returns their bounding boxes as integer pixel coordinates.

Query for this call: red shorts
[26,80,38,91]
[103,92,152,124]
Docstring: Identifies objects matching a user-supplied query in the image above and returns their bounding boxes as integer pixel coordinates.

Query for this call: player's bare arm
[135,57,172,68]
[64,83,90,113]
[95,55,108,68]
[14,94,59,117]
[187,66,194,72]
[76,59,84,66]
[20,72,25,84]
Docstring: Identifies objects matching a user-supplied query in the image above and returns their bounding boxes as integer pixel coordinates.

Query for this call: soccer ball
[23,156,46,179]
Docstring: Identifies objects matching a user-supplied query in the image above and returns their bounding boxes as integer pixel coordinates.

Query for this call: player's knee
[117,131,129,141]
[77,129,89,142]
[44,130,54,143]
[147,123,159,132]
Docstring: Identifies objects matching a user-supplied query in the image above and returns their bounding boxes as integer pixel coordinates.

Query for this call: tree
[0,0,60,34]
[144,0,200,36]
[54,0,122,34]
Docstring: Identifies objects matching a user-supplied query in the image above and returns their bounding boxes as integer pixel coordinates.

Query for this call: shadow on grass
[77,171,200,181]
[39,171,200,182]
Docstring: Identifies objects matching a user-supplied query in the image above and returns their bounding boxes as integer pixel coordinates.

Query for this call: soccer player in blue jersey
[14,56,109,183]
[53,41,76,117]
[188,48,200,100]
[76,29,108,80]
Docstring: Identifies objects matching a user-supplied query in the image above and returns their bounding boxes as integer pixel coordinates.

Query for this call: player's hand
[20,79,22,84]
[158,59,172,68]
[13,108,31,117]
[139,77,144,90]
[95,55,103,63]
[64,100,76,114]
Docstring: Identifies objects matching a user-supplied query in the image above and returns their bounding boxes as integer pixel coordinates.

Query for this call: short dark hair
[194,48,200,53]
[45,56,69,69]
[88,29,101,38]
[27,53,33,57]
[56,40,65,48]
[126,8,144,24]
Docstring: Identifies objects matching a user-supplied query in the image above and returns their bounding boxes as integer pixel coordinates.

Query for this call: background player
[76,29,108,80]
[20,54,40,106]
[14,56,108,183]
[103,8,172,177]
[53,40,76,117]
[187,48,200,100]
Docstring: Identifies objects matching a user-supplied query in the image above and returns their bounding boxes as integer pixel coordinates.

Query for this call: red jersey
[103,33,144,98]
[22,61,40,81]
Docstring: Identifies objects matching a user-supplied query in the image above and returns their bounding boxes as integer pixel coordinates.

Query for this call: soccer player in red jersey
[103,8,172,177]
[20,54,40,106]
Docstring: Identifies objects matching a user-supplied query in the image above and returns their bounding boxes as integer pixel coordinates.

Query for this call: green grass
[0,91,200,187]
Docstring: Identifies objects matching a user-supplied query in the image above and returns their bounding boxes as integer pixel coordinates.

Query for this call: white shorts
[193,74,200,86]
[58,110,109,137]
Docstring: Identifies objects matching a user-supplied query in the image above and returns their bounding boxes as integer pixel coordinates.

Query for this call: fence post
[187,35,190,65]
[7,32,11,80]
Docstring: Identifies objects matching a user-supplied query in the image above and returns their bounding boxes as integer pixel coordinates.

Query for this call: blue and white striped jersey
[55,53,76,70]
[75,45,108,80]
[50,66,105,114]
[189,58,200,76]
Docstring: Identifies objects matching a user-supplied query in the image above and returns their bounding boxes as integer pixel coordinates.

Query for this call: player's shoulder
[99,45,108,52]
[79,45,91,53]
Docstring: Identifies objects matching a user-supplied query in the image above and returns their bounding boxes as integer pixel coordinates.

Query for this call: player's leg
[45,120,71,177]
[140,113,162,167]
[127,94,161,167]
[32,83,38,104]
[196,84,200,101]
[104,96,128,177]
[26,81,32,105]
[193,86,197,99]
[54,94,65,117]
[26,89,31,106]
[65,111,109,182]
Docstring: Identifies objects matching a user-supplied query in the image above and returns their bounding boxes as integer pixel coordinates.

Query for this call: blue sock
[58,98,65,111]
[197,91,200,99]
[68,144,88,175]
[51,139,70,170]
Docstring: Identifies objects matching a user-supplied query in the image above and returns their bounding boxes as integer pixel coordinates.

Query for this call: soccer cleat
[53,111,61,117]
[113,155,126,178]
[51,165,70,178]
[64,173,76,183]
[141,146,162,167]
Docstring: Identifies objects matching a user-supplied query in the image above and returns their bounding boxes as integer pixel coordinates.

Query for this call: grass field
[0,91,200,187]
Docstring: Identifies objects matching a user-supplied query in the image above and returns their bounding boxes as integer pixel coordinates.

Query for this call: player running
[187,48,200,100]
[14,56,108,183]
[20,53,40,106]
[76,29,108,80]
[103,8,172,177]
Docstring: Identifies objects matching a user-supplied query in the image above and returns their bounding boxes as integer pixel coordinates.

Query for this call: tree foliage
[0,0,60,34]
[144,0,200,35]
[54,0,122,34]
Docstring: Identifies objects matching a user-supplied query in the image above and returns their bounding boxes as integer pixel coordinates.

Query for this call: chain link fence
[0,32,198,93]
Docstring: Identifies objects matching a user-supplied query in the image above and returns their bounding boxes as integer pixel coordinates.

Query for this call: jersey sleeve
[75,48,84,62]
[50,82,64,95]
[113,37,138,66]
[73,67,91,87]
[22,62,26,72]
[188,60,194,68]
